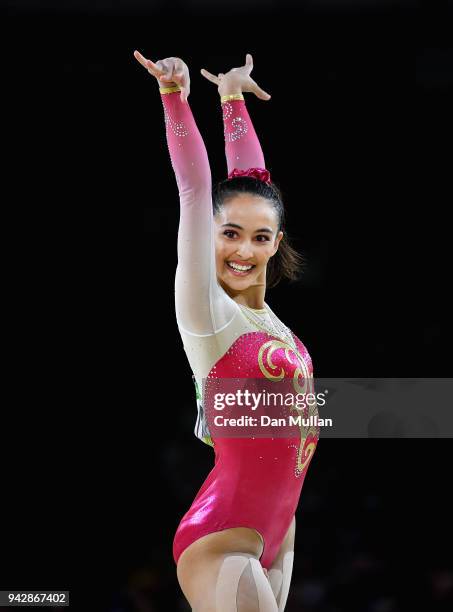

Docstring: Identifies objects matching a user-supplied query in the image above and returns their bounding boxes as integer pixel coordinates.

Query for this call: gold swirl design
[289,399,319,477]
[292,434,317,477]
[258,339,288,381]
[258,338,318,478]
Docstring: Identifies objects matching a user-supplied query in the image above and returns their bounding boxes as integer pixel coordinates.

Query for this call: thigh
[178,551,278,612]
[267,516,296,611]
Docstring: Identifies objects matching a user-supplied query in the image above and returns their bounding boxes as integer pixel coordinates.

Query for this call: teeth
[228,262,253,271]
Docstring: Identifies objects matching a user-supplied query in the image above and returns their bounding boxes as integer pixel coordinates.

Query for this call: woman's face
[214,194,283,293]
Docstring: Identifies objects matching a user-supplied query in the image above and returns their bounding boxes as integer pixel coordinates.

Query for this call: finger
[171,72,187,90]
[200,68,219,83]
[146,59,165,78]
[172,70,184,82]
[134,50,150,69]
[218,72,225,78]
[200,68,220,85]
[157,59,174,81]
[161,64,174,82]
[182,72,191,102]
[253,83,271,100]
[174,58,185,72]
[246,53,253,68]
[181,86,190,103]
[161,71,179,83]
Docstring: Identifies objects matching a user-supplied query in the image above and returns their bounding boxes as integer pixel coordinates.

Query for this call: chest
[209,331,313,392]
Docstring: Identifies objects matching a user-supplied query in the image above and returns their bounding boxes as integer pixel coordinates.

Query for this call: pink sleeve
[222,98,266,173]
[160,91,238,336]
[161,91,211,199]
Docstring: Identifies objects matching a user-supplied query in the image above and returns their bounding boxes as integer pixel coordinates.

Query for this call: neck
[219,280,266,311]
[234,295,266,310]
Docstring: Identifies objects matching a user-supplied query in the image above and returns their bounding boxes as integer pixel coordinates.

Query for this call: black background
[2,1,452,611]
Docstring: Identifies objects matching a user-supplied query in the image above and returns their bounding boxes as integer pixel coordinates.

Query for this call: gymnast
[134,50,319,611]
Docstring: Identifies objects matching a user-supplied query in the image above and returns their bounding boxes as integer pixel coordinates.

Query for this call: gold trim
[159,85,181,94]
[221,93,244,103]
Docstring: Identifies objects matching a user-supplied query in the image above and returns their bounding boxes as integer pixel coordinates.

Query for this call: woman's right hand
[133,51,190,103]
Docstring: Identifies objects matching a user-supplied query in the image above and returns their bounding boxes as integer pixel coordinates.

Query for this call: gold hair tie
[220,93,244,103]
[159,85,181,94]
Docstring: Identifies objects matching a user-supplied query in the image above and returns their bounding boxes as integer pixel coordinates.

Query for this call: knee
[216,555,278,612]
[236,558,260,611]
[215,556,256,611]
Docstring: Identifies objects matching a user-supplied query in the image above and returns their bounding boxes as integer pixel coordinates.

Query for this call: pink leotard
[159,88,319,570]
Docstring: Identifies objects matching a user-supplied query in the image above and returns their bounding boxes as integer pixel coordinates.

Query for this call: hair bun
[227,167,272,185]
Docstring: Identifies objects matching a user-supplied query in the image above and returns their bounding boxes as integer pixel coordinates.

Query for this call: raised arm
[134,52,237,336]
[222,95,265,173]
[201,54,271,173]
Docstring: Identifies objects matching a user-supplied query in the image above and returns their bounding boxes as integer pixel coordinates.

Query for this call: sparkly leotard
[159,89,319,570]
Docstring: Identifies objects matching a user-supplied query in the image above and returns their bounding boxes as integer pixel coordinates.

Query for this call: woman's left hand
[201,53,271,100]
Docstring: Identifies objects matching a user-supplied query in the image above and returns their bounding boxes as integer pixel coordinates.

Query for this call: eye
[256,235,270,242]
[223,230,237,238]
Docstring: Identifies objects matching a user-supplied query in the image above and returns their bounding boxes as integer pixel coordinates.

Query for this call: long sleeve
[160,91,238,336]
[222,98,266,173]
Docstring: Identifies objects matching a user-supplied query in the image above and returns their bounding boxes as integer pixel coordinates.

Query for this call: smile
[226,261,256,276]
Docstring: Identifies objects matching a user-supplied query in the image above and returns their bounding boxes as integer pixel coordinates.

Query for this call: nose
[235,240,254,260]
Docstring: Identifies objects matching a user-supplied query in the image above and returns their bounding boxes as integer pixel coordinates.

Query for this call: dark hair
[212,176,305,289]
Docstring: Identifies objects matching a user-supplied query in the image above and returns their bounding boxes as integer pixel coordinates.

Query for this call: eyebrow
[221,223,273,234]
